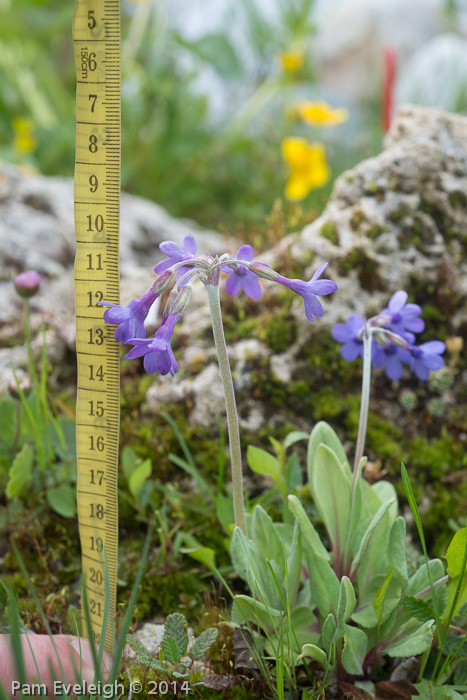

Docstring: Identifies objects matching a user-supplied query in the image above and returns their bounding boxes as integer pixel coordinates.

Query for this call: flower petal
[385,356,403,380]
[225,274,242,297]
[388,290,408,312]
[237,244,254,262]
[159,241,183,258]
[241,275,262,299]
[331,323,353,343]
[182,234,197,255]
[341,341,362,362]
[303,293,323,320]
[309,279,337,296]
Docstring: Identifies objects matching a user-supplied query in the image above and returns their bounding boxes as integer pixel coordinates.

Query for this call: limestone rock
[0,160,227,390]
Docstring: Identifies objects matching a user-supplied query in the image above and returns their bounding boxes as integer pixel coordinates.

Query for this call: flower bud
[249,262,277,281]
[169,285,192,316]
[152,268,174,296]
[14,270,41,298]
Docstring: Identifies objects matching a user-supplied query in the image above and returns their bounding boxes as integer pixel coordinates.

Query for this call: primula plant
[100,233,337,536]
[101,238,467,699]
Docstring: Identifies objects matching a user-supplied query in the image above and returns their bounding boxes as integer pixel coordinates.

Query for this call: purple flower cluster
[332,291,445,381]
[99,236,337,376]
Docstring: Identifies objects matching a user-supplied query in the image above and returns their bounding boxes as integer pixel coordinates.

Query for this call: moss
[350,207,365,231]
[388,210,404,223]
[320,221,339,246]
[366,224,387,240]
[337,247,385,291]
[257,307,297,353]
[448,192,467,209]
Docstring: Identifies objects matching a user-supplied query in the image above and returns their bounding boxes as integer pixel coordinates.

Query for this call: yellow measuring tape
[72,0,120,653]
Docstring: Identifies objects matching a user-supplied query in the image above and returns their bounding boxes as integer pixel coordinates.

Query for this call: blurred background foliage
[0,0,387,231]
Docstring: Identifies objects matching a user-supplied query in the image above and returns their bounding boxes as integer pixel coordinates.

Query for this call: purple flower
[125,312,180,376]
[99,287,157,344]
[372,343,412,380]
[222,245,262,299]
[14,270,41,298]
[154,234,197,280]
[331,314,366,361]
[410,341,445,380]
[274,263,337,321]
[382,290,424,335]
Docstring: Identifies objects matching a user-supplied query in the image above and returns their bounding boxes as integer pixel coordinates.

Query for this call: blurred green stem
[227,76,281,138]
[205,283,247,535]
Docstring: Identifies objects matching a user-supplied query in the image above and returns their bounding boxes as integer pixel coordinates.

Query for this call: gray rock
[0,160,227,391]
[2,105,466,442]
[144,105,467,433]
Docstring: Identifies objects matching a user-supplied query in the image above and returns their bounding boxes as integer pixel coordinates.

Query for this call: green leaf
[335,576,356,642]
[342,625,368,676]
[321,613,337,655]
[288,494,330,561]
[403,596,436,623]
[286,452,303,493]
[444,528,467,621]
[389,517,409,586]
[128,458,151,501]
[231,526,280,609]
[306,550,340,619]
[405,559,445,598]
[7,443,33,499]
[179,533,216,569]
[299,644,329,669]
[190,628,218,661]
[232,595,282,635]
[286,520,302,607]
[251,506,284,573]
[309,444,352,560]
[373,569,394,627]
[162,635,181,665]
[164,613,188,656]
[121,445,139,481]
[126,635,167,672]
[414,679,465,699]
[46,484,76,518]
[351,497,396,574]
[386,620,435,657]
[283,431,309,450]
[216,492,235,535]
[247,446,285,493]
[307,421,349,479]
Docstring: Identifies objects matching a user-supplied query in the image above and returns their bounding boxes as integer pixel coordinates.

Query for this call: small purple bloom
[14,270,41,298]
[99,287,157,344]
[125,312,180,376]
[274,263,337,321]
[154,234,197,280]
[372,343,412,380]
[331,314,366,361]
[222,245,262,299]
[410,341,445,380]
[382,290,425,335]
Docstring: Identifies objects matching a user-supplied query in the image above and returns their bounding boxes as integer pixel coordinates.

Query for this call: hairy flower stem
[352,327,373,485]
[205,284,247,535]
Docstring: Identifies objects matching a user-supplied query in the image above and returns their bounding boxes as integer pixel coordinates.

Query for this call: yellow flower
[12,117,36,155]
[294,100,349,127]
[281,137,329,201]
[278,49,305,73]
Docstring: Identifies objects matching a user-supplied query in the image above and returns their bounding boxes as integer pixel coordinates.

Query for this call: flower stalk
[205,283,247,535]
[352,325,372,483]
